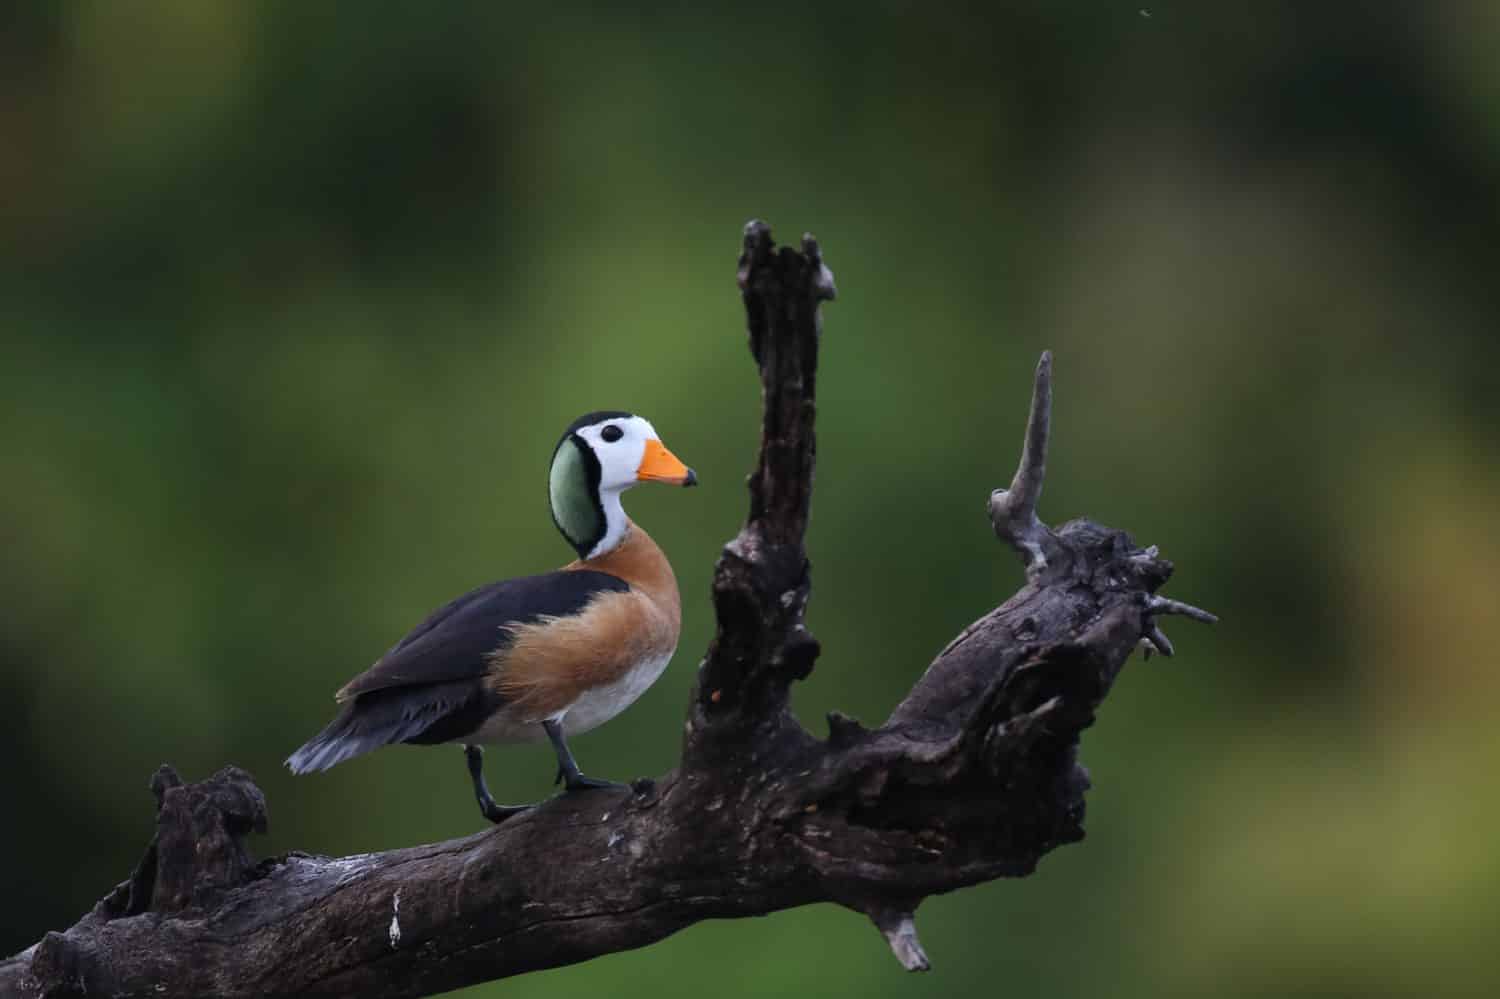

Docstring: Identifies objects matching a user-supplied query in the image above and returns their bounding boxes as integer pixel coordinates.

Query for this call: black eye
[600,424,624,443]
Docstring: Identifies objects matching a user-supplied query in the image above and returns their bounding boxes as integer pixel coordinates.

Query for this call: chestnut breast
[488,521,680,727]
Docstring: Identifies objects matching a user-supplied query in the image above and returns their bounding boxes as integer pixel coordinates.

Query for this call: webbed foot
[465,744,532,824]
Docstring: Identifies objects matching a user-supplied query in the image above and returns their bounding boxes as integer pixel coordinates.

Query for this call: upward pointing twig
[1011,350,1052,511]
[988,352,1064,576]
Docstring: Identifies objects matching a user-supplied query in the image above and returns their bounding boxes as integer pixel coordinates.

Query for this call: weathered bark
[0,220,1215,999]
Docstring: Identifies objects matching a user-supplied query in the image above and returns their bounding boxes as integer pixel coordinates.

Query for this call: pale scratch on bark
[388,889,402,949]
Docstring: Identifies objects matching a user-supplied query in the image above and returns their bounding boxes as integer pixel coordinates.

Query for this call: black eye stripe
[600,424,624,443]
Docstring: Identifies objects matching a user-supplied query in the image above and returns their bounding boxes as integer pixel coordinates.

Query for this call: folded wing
[286,569,629,774]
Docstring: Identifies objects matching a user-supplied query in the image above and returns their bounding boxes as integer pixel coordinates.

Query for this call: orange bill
[637,438,697,486]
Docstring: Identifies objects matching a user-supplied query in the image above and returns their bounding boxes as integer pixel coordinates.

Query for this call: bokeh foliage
[3,3,1499,996]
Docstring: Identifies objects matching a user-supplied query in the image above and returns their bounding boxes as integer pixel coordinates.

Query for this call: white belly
[464,650,675,744]
[562,650,674,735]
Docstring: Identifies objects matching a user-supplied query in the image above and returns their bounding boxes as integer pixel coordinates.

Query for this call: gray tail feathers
[285,682,478,775]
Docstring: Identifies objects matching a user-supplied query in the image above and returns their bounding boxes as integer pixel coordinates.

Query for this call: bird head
[550,411,696,559]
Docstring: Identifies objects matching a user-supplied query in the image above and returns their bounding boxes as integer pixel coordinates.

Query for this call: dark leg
[463,745,530,824]
[542,719,624,792]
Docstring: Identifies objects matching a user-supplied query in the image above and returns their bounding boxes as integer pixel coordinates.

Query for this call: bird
[286,410,696,823]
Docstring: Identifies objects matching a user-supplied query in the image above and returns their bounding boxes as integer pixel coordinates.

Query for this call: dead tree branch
[1,221,1215,998]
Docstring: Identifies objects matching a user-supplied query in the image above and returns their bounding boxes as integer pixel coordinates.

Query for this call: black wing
[338,569,629,700]
[286,569,628,774]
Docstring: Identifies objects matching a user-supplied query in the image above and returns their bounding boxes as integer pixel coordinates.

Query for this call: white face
[574,414,660,493]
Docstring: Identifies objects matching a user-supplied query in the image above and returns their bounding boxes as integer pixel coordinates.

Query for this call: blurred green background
[4,2,1498,996]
